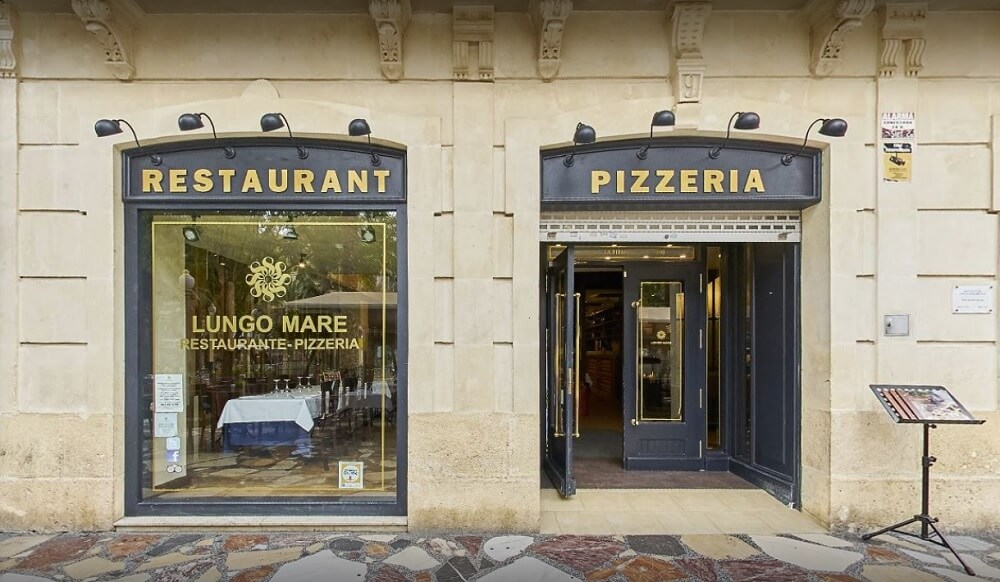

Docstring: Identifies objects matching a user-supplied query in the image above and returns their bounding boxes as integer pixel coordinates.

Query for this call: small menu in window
[870,385,983,424]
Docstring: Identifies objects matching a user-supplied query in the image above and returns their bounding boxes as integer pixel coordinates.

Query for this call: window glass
[143,211,398,501]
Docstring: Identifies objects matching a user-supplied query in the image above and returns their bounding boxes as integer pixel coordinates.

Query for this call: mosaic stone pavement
[0,530,998,581]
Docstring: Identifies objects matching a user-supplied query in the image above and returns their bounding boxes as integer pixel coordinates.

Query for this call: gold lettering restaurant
[0,0,998,535]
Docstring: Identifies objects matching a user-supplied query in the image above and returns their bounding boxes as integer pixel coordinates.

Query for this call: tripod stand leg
[926,520,975,576]
[861,516,920,541]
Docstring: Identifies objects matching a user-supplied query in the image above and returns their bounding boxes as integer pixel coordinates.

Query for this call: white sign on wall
[154,374,184,412]
[952,285,995,314]
[154,413,179,437]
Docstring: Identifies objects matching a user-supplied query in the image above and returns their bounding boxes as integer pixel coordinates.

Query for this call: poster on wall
[154,374,184,412]
[952,285,995,314]
[882,142,912,182]
[881,112,915,139]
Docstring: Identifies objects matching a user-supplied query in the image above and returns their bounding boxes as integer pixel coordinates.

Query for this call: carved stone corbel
[530,0,571,81]
[880,3,927,78]
[667,1,711,104]
[71,0,141,81]
[453,5,494,81]
[370,0,411,81]
[804,0,874,77]
[0,2,15,78]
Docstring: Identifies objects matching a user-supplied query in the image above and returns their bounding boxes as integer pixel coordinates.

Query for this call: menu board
[870,385,983,425]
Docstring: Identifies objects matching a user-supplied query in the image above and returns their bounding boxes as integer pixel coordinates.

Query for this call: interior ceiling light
[348,118,381,167]
[708,111,760,159]
[637,110,676,160]
[260,112,308,159]
[178,112,236,159]
[781,118,848,166]
[563,122,597,167]
[359,225,377,244]
[94,118,162,166]
[278,225,299,240]
[182,226,200,242]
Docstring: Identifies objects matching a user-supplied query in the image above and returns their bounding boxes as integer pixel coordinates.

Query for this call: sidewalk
[1,530,998,581]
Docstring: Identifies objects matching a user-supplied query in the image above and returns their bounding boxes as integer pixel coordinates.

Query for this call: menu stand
[863,385,986,577]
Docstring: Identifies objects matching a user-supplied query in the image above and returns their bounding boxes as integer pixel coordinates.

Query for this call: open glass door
[622,262,705,470]
[543,245,578,496]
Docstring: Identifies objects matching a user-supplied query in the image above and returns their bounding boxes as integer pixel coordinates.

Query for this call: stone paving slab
[0,530,998,581]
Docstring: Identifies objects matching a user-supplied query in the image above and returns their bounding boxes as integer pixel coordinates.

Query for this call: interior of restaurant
[143,211,398,499]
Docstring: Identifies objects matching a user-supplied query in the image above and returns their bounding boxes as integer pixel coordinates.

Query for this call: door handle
[573,292,581,438]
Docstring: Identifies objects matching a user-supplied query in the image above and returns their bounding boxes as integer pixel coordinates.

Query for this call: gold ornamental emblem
[656,330,667,340]
[246,257,292,302]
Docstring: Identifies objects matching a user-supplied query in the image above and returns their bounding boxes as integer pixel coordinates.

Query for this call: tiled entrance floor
[540,488,826,535]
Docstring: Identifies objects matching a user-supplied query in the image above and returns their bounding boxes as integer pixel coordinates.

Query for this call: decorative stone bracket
[453,5,494,81]
[370,0,411,81]
[879,3,926,78]
[0,1,14,78]
[71,0,142,81]
[804,0,874,77]
[667,1,711,104]
[530,0,571,81]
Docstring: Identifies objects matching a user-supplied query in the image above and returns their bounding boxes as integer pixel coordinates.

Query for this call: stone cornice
[667,1,711,104]
[880,2,927,78]
[0,2,14,78]
[370,0,411,81]
[530,0,571,81]
[804,0,875,77]
[453,4,494,81]
[71,0,142,81]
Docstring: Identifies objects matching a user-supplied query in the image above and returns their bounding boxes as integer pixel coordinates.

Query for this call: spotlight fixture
[359,225,377,244]
[563,122,597,167]
[781,118,848,166]
[94,119,162,166]
[278,225,299,240]
[260,112,308,159]
[348,118,381,167]
[182,226,200,242]
[297,253,308,269]
[178,112,236,159]
[637,110,676,160]
[708,111,760,159]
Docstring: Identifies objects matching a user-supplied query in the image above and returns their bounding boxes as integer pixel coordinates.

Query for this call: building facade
[1,0,999,533]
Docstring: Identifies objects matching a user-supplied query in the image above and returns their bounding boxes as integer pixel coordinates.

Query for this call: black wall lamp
[348,118,381,166]
[260,113,308,159]
[781,118,848,165]
[708,111,760,159]
[178,112,236,159]
[637,110,676,160]
[94,119,162,166]
[563,122,597,167]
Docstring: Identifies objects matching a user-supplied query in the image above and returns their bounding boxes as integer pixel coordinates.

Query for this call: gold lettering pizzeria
[141,168,392,194]
[590,169,766,194]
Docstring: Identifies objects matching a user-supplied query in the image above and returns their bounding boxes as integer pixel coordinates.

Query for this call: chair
[205,385,235,450]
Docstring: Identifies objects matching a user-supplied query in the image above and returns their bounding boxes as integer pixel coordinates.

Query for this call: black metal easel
[864,384,986,577]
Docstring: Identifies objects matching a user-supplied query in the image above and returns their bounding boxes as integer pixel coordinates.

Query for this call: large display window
[122,137,407,516]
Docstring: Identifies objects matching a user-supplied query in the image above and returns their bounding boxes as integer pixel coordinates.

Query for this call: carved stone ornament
[370,0,411,81]
[0,2,14,78]
[71,0,137,80]
[530,0,572,81]
[804,0,875,77]
[453,5,494,81]
[880,3,926,78]
[667,1,711,104]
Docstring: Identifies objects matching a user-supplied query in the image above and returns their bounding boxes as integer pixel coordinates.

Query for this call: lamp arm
[201,113,219,141]
[782,118,824,165]
[278,113,294,140]
[709,112,740,159]
[116,119,142,148]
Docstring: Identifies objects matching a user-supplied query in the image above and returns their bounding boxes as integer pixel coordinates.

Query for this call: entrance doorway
[541,243,800,505]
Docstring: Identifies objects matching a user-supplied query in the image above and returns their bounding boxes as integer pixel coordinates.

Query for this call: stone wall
[0,5,998,532]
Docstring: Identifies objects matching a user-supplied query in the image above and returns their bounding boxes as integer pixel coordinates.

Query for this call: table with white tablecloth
[216,389,322,450]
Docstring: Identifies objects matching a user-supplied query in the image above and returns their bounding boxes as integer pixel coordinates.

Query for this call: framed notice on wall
[870,385,983,425]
